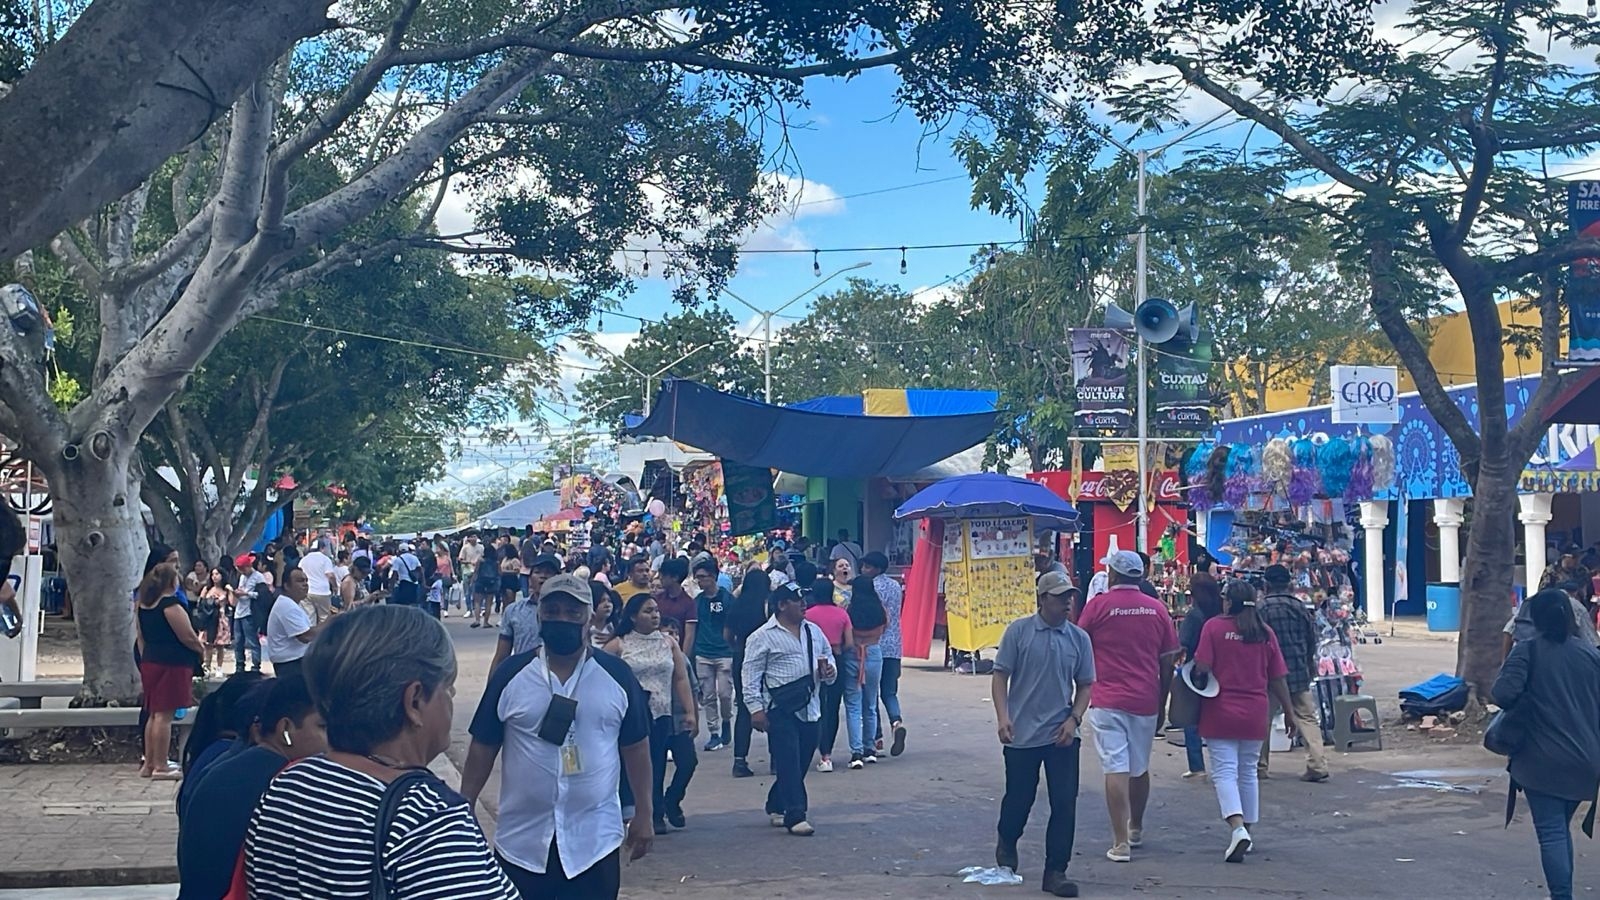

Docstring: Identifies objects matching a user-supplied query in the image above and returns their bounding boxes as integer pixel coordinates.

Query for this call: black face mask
[541,620,584,656]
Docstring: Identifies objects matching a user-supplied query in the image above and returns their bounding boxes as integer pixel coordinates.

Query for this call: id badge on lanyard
[547,650,586,777]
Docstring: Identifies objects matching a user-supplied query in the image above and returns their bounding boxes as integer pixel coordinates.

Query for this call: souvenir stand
[893,473,1079,669]
[1185,435,1390,741]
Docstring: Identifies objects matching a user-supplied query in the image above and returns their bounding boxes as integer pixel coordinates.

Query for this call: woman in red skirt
[135,563,205,780]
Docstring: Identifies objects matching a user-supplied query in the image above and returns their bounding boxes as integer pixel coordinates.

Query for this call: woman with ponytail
[1192,579,1295,864]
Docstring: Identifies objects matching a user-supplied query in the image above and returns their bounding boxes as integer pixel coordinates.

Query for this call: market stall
[894,473,1078,659]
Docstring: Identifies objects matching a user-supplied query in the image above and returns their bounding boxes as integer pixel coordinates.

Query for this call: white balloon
[647,499,666,517]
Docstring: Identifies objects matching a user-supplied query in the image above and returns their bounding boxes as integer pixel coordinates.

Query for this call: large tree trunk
[1457,461,1516,699]
[50,452,146,705]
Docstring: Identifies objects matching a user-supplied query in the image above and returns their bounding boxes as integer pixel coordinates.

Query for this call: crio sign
[1331,365,1400,424]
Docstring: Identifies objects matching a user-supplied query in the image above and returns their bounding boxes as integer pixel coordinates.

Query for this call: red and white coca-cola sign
[1027,470,1183,503]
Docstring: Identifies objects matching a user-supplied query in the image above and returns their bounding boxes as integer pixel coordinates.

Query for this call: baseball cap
[539,573,592,605]
[1263,564,1292,584]
[1036,571,1077,596]
[1103,550,1145,578]
[529,553,562,572]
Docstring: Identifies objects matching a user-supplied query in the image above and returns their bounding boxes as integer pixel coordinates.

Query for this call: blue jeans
[880,657,903,727]
[233,615,260,670]
[844,645,883,756]
[1184,725,1205,772]
[1526,789,1580,900]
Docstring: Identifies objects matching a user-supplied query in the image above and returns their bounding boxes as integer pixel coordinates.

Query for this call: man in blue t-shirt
[691,557,735,752]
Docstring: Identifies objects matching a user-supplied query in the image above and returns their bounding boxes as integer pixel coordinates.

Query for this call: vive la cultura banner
[1070,328,1132,431]
[1154,333,1214,429]
[1569,181,1600,362]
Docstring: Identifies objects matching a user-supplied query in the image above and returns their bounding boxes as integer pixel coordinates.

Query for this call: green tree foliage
[1092,0,1600,696]
[575,309,763,429]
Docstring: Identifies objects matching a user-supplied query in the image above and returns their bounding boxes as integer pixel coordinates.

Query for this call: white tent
[475,490,561,529]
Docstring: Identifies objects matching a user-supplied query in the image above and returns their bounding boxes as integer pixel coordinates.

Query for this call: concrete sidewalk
[0,764,179,889]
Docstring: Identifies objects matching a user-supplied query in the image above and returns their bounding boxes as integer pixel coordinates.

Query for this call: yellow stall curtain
[944,516,1036,652]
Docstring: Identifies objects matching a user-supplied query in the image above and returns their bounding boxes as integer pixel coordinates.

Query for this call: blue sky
[435,69,1046,494]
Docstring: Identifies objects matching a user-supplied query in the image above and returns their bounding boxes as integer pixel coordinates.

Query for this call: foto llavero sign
[1331,365,1399,424]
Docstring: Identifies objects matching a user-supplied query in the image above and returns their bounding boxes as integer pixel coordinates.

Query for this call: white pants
[1207,738,1262,824]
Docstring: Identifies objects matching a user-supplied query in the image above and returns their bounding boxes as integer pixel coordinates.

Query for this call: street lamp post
[584,342,717,416]
[721,261,871,403]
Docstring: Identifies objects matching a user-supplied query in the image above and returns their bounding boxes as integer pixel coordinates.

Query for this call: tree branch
[392,28,911,85]
[271,0,424,173]
[1489,237,1600,283]
[1448,0,1514,247]
[1167,57,1382,197]
[49,230,104,297]
[0,0,334,264]
[1365,235,1482,470]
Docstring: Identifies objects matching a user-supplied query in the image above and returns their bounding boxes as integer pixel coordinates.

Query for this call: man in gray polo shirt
[991,571,1096,898]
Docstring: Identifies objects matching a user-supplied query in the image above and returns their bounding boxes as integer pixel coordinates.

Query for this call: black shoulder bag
[764,623,818,717]
[371,769,442,900]
[1484,639,1538,757]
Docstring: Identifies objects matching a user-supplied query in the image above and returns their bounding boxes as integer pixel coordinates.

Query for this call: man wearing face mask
[462,574,655,899]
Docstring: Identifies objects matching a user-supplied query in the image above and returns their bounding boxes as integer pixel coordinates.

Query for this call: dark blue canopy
[894,473,1079,528]
[626,379,998,479]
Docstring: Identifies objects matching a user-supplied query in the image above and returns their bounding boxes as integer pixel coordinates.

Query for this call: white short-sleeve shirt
[266,596,312,663]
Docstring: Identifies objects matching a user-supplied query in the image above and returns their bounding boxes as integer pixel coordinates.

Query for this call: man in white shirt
[297,540,339,623]
[266,567,332,679]
[743,582,838,836]
[387,543,423,607]
[461,574,654,899]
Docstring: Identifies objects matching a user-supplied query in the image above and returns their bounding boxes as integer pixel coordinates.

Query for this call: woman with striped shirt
[244,605,516,899]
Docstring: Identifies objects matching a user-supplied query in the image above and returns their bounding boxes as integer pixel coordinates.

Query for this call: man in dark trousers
[1256,565,1329,782]
[991,571,1095,897]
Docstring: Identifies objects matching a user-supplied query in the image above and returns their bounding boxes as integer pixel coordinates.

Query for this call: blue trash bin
[1426,583,1461,632]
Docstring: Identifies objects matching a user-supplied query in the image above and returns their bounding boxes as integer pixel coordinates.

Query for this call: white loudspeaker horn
[1105,299,1180,343]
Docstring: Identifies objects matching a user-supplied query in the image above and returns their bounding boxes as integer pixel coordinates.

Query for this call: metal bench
[0,680,83,709]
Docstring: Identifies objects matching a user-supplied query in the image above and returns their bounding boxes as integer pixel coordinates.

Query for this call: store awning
[627,379,999,479]
[1543,369,1600,424]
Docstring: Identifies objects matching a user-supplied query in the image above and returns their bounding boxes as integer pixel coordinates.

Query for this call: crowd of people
[153,521,908,898]
[133,511,1600,900]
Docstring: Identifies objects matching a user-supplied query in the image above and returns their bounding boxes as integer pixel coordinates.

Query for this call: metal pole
[642,376,650,417]
[763,313,773,403]
[1135,149,1149,554]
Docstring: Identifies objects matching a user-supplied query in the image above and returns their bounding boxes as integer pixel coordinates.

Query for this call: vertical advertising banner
[720,461,777,537]
[1154,334,1214,429]
[1568,182,1600,362]
[1070,328,1132,431]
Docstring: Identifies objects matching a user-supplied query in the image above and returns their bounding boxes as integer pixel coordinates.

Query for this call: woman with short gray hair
[244,605,516,899]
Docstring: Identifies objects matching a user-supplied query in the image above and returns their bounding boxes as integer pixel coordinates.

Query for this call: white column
[1359,500,1389,623]
[1518,493,1555,592]
[1432,498,1466,584]
[1194,509,1209,552]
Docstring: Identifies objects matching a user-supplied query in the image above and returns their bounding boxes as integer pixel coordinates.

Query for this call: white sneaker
[1225,826,1252,863]
[769,813,786,828]
[788,820,815,836]
[1106,842,1131,863]
[816,756,833,773]
[1128,826,1143,847]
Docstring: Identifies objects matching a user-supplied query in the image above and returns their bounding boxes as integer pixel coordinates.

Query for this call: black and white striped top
[244,756,517,899]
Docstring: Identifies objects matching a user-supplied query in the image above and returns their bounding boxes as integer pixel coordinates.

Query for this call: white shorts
[1087,707,1158,776]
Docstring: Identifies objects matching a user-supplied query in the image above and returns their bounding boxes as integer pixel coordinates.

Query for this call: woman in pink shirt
[1193,580,1296,864]
[805,572,853,773]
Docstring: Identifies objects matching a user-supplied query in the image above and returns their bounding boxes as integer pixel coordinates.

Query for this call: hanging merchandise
[1261,437,1292,497]
[1368,434,1396,494]
[1566,182,1600,361]
[1069,329,1133,431]
[1185,441,1214,508]
[1317,438,1355,498]
[1347,435,1375,500]
[1205,444,1231,507]
[1100,443,1139,512]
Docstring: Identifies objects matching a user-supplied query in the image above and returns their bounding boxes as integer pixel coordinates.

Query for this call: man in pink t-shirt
[1077,550,1180,863]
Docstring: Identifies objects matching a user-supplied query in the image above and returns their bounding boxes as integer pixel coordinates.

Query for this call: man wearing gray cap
[991,570,1095,896]
[1077,549,1180,863]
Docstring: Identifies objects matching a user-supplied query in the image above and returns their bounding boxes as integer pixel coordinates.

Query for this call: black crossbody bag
[764,623,817,717]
